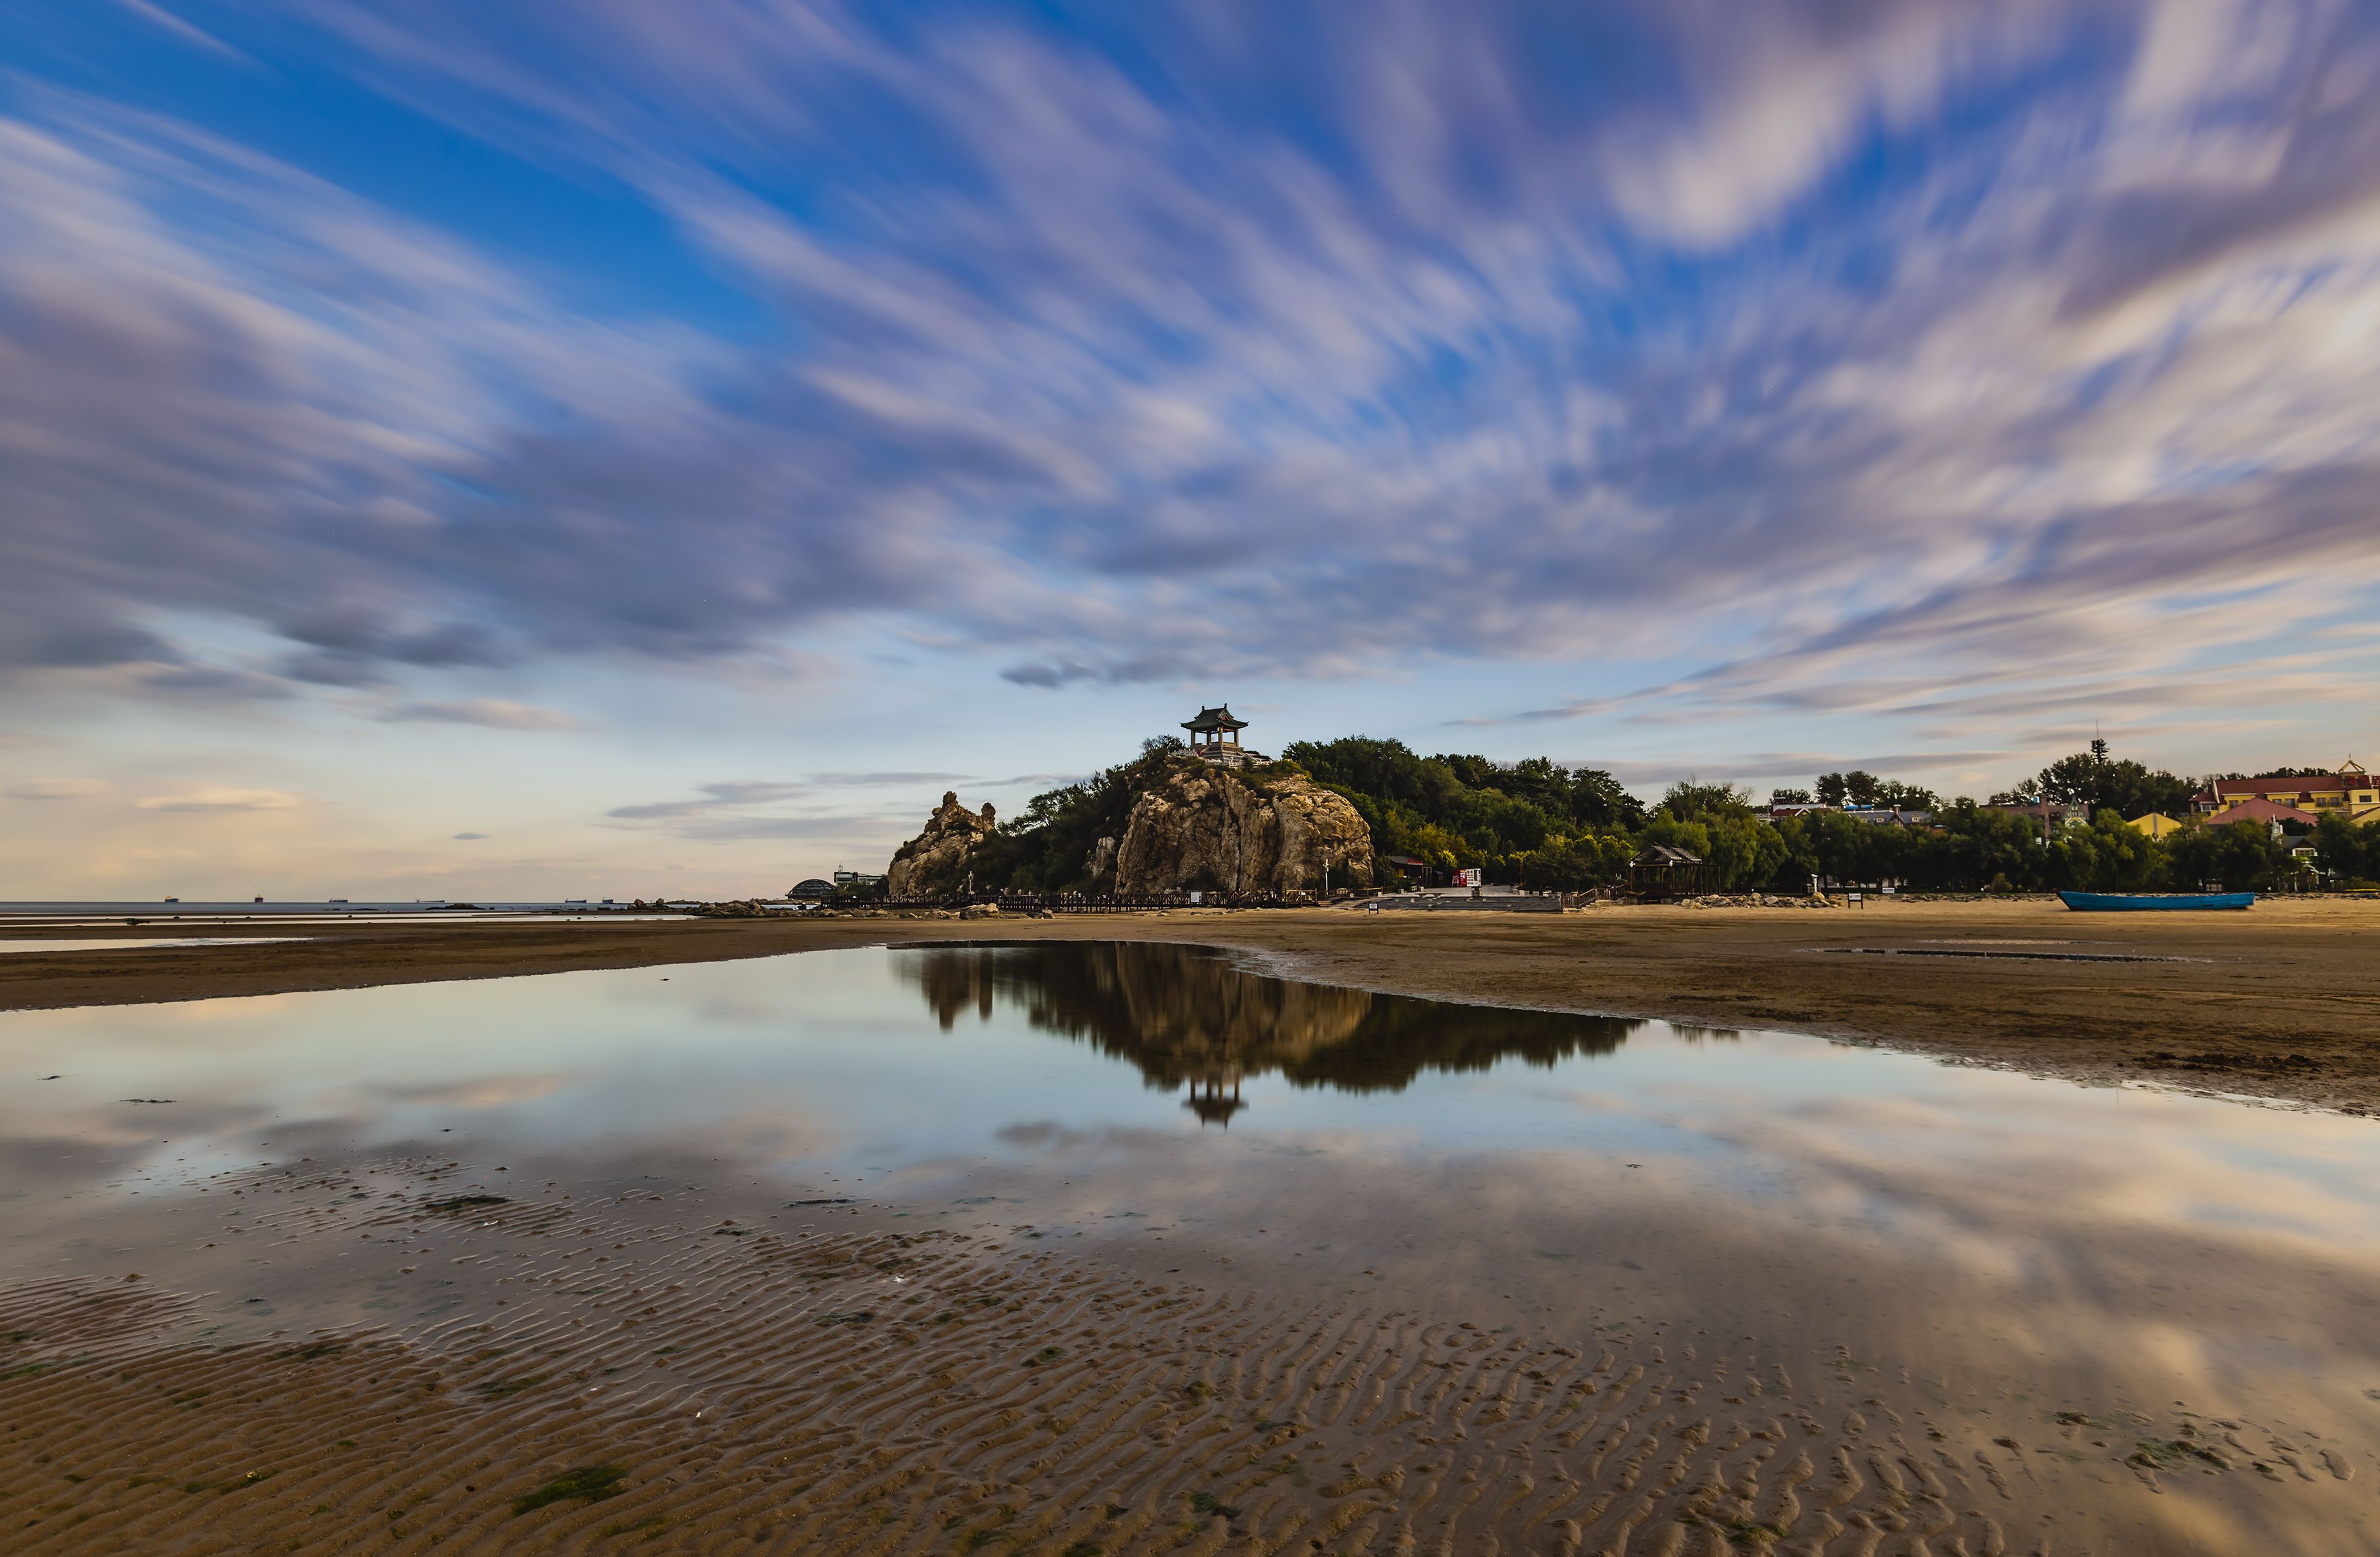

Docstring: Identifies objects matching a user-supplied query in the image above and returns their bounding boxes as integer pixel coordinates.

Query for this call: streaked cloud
[5,778,109,800]
[608,781,804,821]
[668,813,911,842]
[2,0,2376,851]
[133,787,305,813]
[603,776,933,845]
[381,699,586,732]
[804,772,976,787]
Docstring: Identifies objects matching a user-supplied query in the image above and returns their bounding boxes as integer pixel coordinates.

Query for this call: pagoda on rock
[1180,704,1263,768]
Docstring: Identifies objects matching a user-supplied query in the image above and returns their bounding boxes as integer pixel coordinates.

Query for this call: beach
[9,1114,2367,1557]
[6,914,2380,1555]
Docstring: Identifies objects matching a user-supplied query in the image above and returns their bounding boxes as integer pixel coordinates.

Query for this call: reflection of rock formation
[899,943,1639,1117]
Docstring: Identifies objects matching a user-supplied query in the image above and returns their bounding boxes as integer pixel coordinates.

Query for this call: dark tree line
[955,736,1186,891]
[918,734,2349,896]
[1981,738,2200,819]
[1282,737,1644,883]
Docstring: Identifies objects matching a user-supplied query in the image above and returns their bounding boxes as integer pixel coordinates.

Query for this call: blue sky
[5,1,2380,898]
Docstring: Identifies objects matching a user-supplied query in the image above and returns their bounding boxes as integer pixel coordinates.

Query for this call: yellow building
[2197,758,2379,821]
[2127,812,2186,839]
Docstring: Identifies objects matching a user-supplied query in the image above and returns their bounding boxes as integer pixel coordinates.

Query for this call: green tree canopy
[1814,771,1938,809]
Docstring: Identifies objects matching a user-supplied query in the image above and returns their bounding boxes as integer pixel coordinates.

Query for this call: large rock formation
[885,791,996,896]
[1111,754,1372,895]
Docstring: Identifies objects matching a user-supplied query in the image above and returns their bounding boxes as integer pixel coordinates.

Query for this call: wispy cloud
[1558,752,2013,789]
[668,814,910,842]
[114,0,252,62]
[603,775,941,845]
[802,771,977,787]
[607,781,803,822]
[382,699,585,732]
[5,0,2379,771]
[5,778,108,800]
[133,787,304,813]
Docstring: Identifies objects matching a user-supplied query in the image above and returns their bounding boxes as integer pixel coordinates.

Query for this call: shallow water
[6,940,2379,1550]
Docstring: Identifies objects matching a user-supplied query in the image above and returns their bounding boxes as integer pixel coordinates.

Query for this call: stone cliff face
[1112,755,1373,895]
[885,791,996,896]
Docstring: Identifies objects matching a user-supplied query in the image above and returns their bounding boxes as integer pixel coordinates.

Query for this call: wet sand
[10,914,2380,1552]
[6,896,2380,1112]
[9,1151,2364,1557]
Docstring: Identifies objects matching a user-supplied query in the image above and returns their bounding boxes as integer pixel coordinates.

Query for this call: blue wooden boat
[2056,889,2254,912]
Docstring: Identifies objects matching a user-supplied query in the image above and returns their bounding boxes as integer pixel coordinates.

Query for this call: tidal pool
[5,940,2378,1553]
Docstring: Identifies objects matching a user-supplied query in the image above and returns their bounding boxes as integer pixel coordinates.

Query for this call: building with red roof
[2193,759,2376,821]
[2198,796,2323,833]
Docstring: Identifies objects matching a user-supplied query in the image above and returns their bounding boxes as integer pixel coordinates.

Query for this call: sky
[5,0,2380,901]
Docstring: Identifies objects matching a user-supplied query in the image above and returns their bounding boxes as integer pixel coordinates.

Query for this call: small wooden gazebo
[1629,844,1716,900]
[1180,704,1248,757]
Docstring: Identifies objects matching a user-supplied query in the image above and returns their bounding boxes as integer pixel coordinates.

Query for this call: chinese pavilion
[1180,704,1249,758]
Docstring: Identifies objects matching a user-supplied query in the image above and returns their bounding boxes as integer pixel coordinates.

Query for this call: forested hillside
[945,736,2362,895]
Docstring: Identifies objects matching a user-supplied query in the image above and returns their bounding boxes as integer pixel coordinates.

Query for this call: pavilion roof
[1181,704,1248,732]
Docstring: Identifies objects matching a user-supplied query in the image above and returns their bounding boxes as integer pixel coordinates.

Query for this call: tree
[1283,738,1650,861]
[1517,834,1633,891]
[968,739,1188,890]
[1642,800,1789,891]
[1769,788,1812,806]
[2163,819,2294,892]
[1498,757,1571,812]
[1659,780,1754,823]
[2311,812,2379,887]
[2050,809,2158,891]
[1774,808,1916,889]
[2029,745,2196,819]
[1813,771,1936,809]
[1906,802,2047,891]
[1440,753,1501,790]
[1569,768,1646,829]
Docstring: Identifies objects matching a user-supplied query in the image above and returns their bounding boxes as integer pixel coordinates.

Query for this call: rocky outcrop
[1111,754,1372,895]
[885,791,996,897]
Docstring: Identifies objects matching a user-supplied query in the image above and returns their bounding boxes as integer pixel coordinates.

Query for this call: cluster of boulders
[1670,893,1841,909]
[687,899,793,918]
[879,754,1376,900]
[885,793,998,897]
[1110,755,1372,895]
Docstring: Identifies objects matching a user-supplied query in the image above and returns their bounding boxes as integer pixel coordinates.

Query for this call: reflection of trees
[898,942,1641,1103]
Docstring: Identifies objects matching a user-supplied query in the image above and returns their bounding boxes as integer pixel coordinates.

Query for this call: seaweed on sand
[512,1465,628,1516]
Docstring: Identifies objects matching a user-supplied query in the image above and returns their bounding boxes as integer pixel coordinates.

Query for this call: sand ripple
[2,1165,2368,1555]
